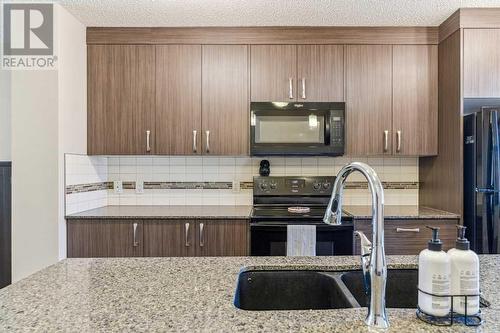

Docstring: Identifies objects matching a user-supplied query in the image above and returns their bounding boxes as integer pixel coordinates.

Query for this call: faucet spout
[324,162,389,329]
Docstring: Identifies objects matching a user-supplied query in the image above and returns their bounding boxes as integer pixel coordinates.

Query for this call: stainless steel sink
[234,269,418,311]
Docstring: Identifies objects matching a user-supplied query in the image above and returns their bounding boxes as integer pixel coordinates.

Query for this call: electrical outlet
[136,180,144,194]
[232,180,240,193]
[113,180,123,194]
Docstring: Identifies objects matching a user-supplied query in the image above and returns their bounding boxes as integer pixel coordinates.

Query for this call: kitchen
[0,1,500,332]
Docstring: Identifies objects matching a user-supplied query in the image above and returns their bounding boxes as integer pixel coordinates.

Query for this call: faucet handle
[354,230,372,257]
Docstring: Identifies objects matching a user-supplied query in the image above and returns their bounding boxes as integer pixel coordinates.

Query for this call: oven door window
[254,115,325,144]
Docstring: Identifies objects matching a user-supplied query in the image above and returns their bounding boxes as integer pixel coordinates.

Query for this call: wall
[11,69,59,281]
[57,6,87,259]
[10,5,86,281]
[0,70,11,161]
[65,155,419,213]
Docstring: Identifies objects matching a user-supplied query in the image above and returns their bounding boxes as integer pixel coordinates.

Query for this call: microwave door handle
[324,113,331,145]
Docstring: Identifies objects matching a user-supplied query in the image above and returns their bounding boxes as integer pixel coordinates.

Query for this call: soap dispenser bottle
[448,226,480,315]
[418,226,451,316]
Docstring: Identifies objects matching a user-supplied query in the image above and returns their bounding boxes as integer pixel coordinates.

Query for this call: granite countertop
[66,205,253,220]
[343,205,460,220]
[0,255,498,332]
[67,205,459,221]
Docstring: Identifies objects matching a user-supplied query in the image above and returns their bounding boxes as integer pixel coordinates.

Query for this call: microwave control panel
[329,109,344,149]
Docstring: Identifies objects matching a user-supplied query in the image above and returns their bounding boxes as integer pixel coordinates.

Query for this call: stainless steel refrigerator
[464,98,500,254]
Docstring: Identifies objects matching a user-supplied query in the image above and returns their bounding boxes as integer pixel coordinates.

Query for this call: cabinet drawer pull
[199,223,204,247]
[301,77,306,99]
[396,130,402,153]
[205,130,210,153]
[146,130,151,152]
[185,223,191,247]
[132,223,139,247]
[193,130,197,153]
[383,130,389,152]
[289,78,294,99]
[396,227,420,233]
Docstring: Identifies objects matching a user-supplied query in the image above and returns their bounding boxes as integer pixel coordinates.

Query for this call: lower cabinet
[196,220,249,256]
[353,219,458,255]
[143,219,249,257]
[67,220,143,258]
[67,219,249,258]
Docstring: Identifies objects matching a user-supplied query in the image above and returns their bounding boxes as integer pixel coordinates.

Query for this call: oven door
[250,223,353,256]
[250,108,343,156]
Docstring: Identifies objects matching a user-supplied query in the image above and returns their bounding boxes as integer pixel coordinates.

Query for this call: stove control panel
[254,176,335,196]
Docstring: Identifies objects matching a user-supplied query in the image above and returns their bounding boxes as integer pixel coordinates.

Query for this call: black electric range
[250,176,353,256]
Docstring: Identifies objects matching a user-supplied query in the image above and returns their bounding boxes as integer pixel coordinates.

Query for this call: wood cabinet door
[345,45,393,155]
[67,220,143,258]
[250,45,297,101]
[196,220,249,257]
[143,221,196,257]
[463,29,500,98]
[353,219,457,255]
[202,45,249,155]
[88,45,155,155]
[297,45,344,102]
[156,45,202,155]
[393,45,438,156]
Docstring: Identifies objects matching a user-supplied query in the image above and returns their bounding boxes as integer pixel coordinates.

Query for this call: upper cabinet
[393,45,438,156]
[250,45,344,102]
[463,29,500,98]
[345,44,438,156]
[297,45,344,101]
[88,45,155,155]
[156,45,202,155]
[202,45,249,155]
[345,45,393,155]
[250,45,297,101]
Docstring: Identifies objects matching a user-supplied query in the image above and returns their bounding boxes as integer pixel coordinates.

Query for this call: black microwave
[250,102,345,156]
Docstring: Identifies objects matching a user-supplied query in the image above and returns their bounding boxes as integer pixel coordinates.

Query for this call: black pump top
[426,225,443,251]
[455,225,470,251]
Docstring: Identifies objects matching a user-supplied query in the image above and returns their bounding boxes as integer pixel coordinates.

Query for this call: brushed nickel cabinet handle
[199,223,204,247]
[301,78,306,99]
[185,223,191,247]
[193,130,197,153]
[146,130,151,152]
[396,130,402,153]
[396,227,420,233]
[133,223,139,247]
[289,78,294,99]
[383,130,389,152]
[205,130,210,153]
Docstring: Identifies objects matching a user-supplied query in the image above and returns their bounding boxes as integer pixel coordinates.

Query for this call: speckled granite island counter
[342,205,460,219]
[0,255,498,332]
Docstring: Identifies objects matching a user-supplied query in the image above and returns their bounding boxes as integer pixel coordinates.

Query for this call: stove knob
[313,182,321,191]
[323,182,331,190]
[270,182,277,190]
[259,183,269,191]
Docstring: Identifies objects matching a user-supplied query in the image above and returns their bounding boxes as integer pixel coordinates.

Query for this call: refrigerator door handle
[490,110,500,253]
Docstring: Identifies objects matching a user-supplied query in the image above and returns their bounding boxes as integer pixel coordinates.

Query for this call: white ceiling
[58,0,500,27]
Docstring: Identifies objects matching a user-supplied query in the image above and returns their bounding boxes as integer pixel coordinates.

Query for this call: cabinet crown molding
[87,26,438,45]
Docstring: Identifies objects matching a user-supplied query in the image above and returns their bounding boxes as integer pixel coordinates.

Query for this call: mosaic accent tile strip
[345,182,419,190]
[67,181,419,194]
[66,182,111,194]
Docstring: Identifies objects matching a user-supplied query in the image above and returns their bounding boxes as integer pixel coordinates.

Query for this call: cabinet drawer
[354,219,458,255]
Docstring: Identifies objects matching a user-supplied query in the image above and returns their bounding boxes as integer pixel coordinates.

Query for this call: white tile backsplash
[65,155,420,214]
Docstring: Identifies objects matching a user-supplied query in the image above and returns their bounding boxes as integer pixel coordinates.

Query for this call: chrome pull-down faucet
[324,162,389,329]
